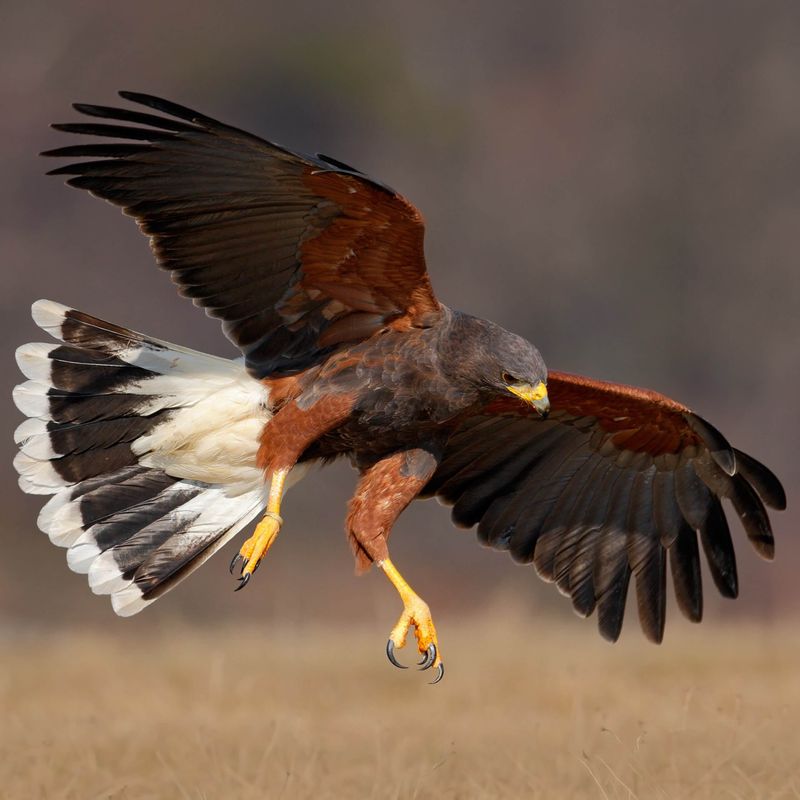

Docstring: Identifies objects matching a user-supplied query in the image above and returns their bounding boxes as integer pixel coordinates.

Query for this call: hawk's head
[446,312,549,417]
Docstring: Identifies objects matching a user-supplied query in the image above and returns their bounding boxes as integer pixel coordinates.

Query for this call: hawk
[13,93,785,683]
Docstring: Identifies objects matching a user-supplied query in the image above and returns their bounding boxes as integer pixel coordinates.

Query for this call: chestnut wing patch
[43,92,440,377]
[423,371,785,644]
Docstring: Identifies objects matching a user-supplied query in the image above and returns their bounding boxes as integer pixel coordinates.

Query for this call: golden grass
[2,614,799,799]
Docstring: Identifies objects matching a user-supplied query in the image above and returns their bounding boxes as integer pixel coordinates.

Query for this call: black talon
[234,572,251,592]
[386,640,408,669]
[418,643,436,671]
[429,662,445,685]
[229,553,243,575]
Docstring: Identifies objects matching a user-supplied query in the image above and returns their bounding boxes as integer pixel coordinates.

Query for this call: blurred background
[1,0,798,638]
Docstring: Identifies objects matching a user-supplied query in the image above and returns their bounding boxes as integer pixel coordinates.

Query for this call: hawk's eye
[502,371,514,384]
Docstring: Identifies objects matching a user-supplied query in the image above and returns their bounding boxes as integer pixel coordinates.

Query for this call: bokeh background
[1,1,798,637]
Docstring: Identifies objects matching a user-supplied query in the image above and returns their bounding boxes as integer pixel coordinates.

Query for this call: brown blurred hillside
[0,1,797,636]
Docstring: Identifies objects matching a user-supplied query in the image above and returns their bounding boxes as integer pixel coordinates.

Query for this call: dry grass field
[2,614,799,800]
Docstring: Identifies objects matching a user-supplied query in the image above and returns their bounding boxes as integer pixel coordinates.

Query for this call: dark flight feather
[669,520,703,622]
[42,91,440,378]
[429,372,784,642]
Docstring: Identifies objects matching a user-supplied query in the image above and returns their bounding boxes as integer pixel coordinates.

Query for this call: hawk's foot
[380,558,444,683]
[230,511,282,590]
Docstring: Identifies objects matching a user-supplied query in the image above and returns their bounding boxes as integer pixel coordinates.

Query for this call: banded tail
[13,300,277,616]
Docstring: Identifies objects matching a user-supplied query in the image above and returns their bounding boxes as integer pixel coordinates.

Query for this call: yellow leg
[231,469,289,590]
[379,557,444,683]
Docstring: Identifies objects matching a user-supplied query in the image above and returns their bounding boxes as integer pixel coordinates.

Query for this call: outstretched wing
[423,371,786,643]
[43,92,440,378]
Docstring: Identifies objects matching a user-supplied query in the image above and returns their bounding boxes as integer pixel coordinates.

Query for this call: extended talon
[430,663,445,685]
[232,510,283,587]
[418,643,436,671]
[386,616,444,680]
[229,553,246,575]
[386,640,408,669]
[234,572,251,592]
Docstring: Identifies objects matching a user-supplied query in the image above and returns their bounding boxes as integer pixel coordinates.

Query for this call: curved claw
[429,662,445,685]
[229,553,245,575]
[234,572,251,592]
[418,643,437,671]
[386,639,408,669]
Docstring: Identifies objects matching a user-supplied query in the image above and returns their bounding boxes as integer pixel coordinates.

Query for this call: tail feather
[16,413,170,461]
[15,442,144,491]
[37,464,163,546]
[109,504,260,616]
[13,300,274,614]
[30,298,239,377]
[110,488,264,616]
[67,478,201,573]
[13,381,180,425]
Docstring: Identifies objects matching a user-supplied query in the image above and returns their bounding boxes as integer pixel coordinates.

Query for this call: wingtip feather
[684,413,736,475]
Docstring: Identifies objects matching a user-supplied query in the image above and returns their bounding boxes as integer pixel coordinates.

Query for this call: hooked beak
[507,381,550,418]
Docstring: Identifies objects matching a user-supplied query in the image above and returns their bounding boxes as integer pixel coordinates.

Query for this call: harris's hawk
[13,93,785,682]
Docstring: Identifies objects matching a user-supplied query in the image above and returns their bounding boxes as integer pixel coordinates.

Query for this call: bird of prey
[13,92,785,683]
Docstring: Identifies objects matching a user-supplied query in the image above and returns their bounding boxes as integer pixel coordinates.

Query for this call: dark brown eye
[502,371,514,384]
